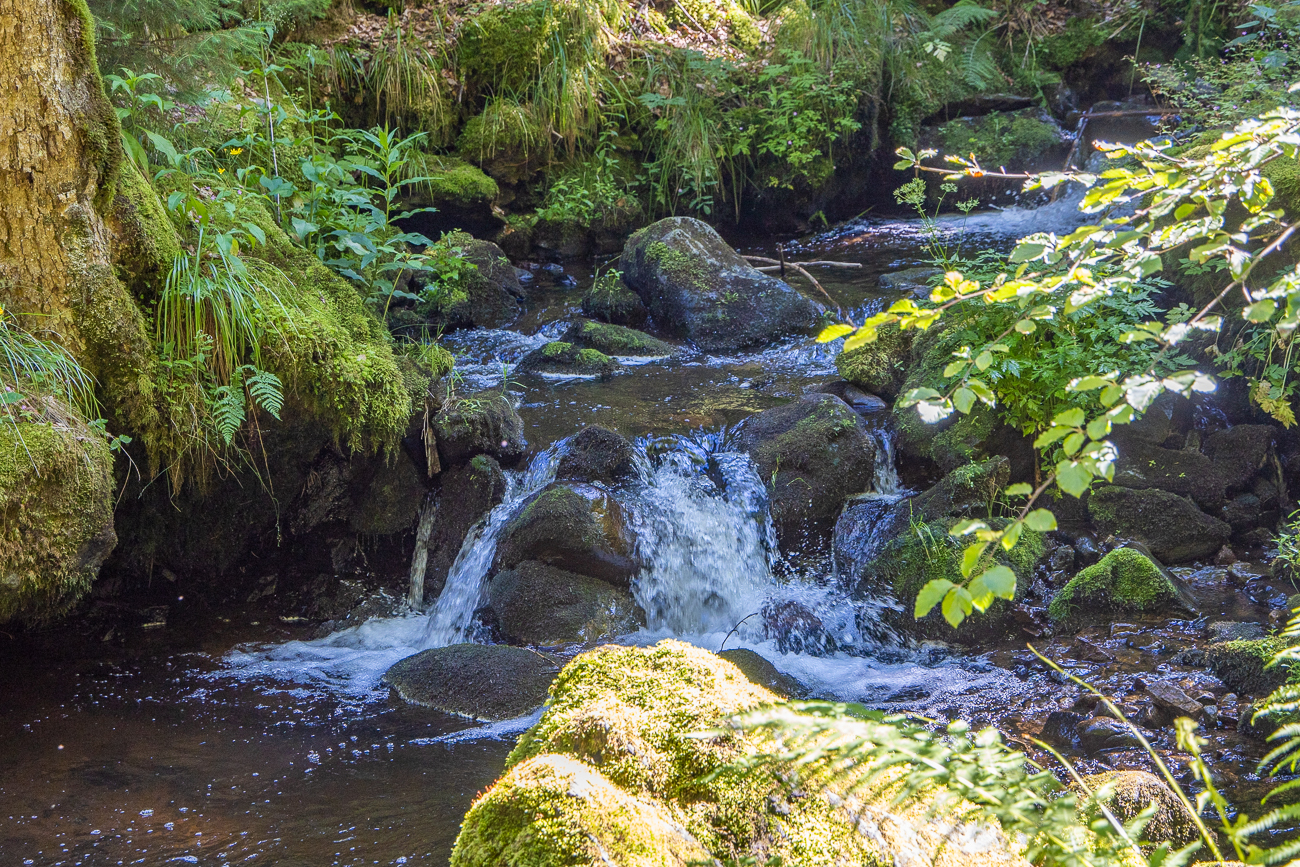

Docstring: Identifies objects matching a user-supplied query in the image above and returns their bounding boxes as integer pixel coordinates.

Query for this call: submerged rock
[1086,486,1230,563]
[736,393,876,548]
[382,644,559,721]
[488,560,642,646]
[878,266,943,297]
[555,426,639,485]
[1075,716,1144,754]
[451,640,1026,867]
[581,270,649,326]
[1081,771,1199,846]
[619,217,822,352]
[1047,548,1179,627]
[432,392,527,467]
[494,483,638,584]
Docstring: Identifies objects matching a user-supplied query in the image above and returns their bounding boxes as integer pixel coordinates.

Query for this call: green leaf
[1004,483,1032,497]
[941,587,974,627]
[1069,376,1111,392]
[1056,460,1093,497]
[1063,432,1085,456]
[1086,415,1111,440]
[950,518,989,536]
[1053,408,1086,427]
[954,387,976,414]
[961,541,989,578]
[1246,300,1278,322]
[1001,520,1022,551]
[975,351,993,371]
[1034,426,1070,448]
[817,323,855,342]
[978,565,1016,599]
[915,579,955,618]
[1010,241,1047,263]
[1014,319,1036,335]
[1024,509,1057,531]
[943,361,967,377]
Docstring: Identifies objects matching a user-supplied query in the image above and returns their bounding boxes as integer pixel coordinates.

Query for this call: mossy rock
[834,321,913,400]
[1206,636,1292,696]
[348,452,426,536]
[382,643,560,721]
[619,217,823,352]
[456,0,578,94]
[494,482,638,584]
[0,416,116,624]
[456,99,548,185]
[1087,485,1231,564]
[932,108,1068,172]
[1047,548,1179,627]
[716,648,807,698]
[563,319,676,358]
[419,156,499,210]
[1111,437,1225,509]
[1080,771,1198,847]
[515,341,618,379]
[488,560,643,646]
[865,515,1044,643]
[452,640,1026,866]
[736,393,877,549]
[582,271,649,327]
[432,391,527,467]
[669,0,761,49]
[419,234,522,331]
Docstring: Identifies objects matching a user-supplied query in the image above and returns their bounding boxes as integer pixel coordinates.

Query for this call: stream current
[8,133,1263,866]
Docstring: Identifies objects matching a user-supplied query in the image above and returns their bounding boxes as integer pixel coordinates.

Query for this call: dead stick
[744,255,841,314]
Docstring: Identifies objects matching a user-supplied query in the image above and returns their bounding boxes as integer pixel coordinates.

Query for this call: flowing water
[8,133,1236,865]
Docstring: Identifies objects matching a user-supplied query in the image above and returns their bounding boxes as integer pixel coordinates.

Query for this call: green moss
[643,240,711,296]
[1207,636,1293,695]
[1263,156,1300,218]
[1047,548,1178,626]
[0,416,114,624]
[574,321,673,357]
[672,0,761,49]
[935,110,1065,170]
[456,0,556,93]
[456,99,548,183]
[417,156,499,208]
[575,347,611,366]
[835,322,912,398]
[930,407,997,470]
[65,0,123,211]
[542,341,573,358]
[1036,18,1106,69]
[108,159,183,301]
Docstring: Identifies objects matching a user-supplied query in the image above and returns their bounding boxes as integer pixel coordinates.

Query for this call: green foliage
[0,314,99,424]
[414,232,481,316]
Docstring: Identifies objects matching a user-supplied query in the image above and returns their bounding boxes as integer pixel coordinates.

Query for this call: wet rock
[382,644,559,721]
[1075,716,1145,753]
[878,266,943,297]
[1207,621,1266,642]
[488,560,642,646]
[1071,636,1114,663]
[515,340,618,379]
[909,457,1008,520]
[832,493,908,584]
[422,456,507,601]
[555,426,639,485]
[761,599,836,655]
[1143,679,1204,722]
[1086,485,1231,563]
[1207,636,1289,696]
[561,319,676,358]
[1047,548,1180,627]
[1204,424,1276,491]
[834,322,914,400]
[619,217,822,352]
[1081,771,1199,846]
[581,271,650,326]
[807,381,888,416]
[1039,710,1085,748]
[433,392,527,467]
[736,393,876,548]
[1221,492,1264,534]
[717,648,808,698]
[494,483,638,584]
[1111,437,1225,509]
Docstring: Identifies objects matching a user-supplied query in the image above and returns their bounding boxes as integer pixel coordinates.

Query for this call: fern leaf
[245,367,284,420]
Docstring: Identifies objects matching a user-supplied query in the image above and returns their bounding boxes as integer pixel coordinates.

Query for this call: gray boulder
[1087,485,1231,563]
[432,392,527,467]
[383,644,559,721]
[1204,424,1276,491]
[556,426,640,485]
[488,560,642,646]
[493,482,638,584]
[619,217,822,351]
[1111,437,1225,509]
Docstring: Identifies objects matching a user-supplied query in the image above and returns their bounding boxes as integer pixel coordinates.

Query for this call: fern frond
[244,366,284,420]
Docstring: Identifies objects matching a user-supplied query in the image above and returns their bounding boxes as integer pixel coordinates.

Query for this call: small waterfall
[870,427,902,497]
[420,445,562,648]
[625,448,775,636]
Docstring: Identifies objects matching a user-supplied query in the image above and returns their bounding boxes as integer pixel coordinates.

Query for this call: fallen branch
[744,254,852,314]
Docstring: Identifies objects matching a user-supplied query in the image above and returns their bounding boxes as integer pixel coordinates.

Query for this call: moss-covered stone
[835,321,913,399]
[1047,548,1178,627]
[456,99,547,185]
[494,482,637,584]
[564,319,675,358]
[418,234,522,331]
[737,393,877,548]
[555,425,639,485]
[432,391,527,467]
[453,640,1025,867]
[488,560,643,645]
[515,340,618,378]
[1081,771,1198,847]
[1207,636,1292,696]
[582,270,649,326]
[419,156,499,209]
[716,648,807,698]
[933,109,1068,171]
[1087,485,1231,564]
[0,415,115,624]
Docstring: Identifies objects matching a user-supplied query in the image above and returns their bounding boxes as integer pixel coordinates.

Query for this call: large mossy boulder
[619,217,822,352]
[419,236,523,330]
[383,643,559,721]
[451,640,1027,867]
[1204,424,1277,491]
[1206,636,1291,696]
[494,483,638,584]
[555,426,639,485]
[0,417,116,624]
[432,392,526,467]
[1087,485,1230,564]
[1081,771,1199,847]
[736,393,876,548]
[488,560,642,646]
[1047,548,1179,627]
[1110,436,1225,509]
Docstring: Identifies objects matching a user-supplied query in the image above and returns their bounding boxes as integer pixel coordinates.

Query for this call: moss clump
[517,341,618,378]
[672,0,762,49]
[581,271,648,326]
[1036,18,1106,69]
[570,320,674,357]
[108,159,183,301]
[1081,771,1198,847]
[1207,636,1292,696]
[456,99,548,184]
[456,0,559,93]
[417,156,499,208]
[0,416,115,624]
[543,340,573,358]
[1047,548,1178,626]
[935,110,1066,170]
[835,322,913,399]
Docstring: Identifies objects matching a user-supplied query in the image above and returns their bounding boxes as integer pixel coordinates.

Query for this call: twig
[744,255,844,314]
[719,611,760,652]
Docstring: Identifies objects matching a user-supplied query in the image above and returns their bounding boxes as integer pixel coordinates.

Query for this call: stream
[4,126,1286,865]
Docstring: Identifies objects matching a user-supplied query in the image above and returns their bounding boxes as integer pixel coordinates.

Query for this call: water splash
[420,444,563,648]
[870,427,903,497]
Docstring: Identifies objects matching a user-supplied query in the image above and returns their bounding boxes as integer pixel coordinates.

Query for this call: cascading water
[869,427,903,497]
[420,444,563,648]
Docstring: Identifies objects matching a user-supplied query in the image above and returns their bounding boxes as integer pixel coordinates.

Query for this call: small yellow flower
[229,147,244,155]
[217,167,225,174]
